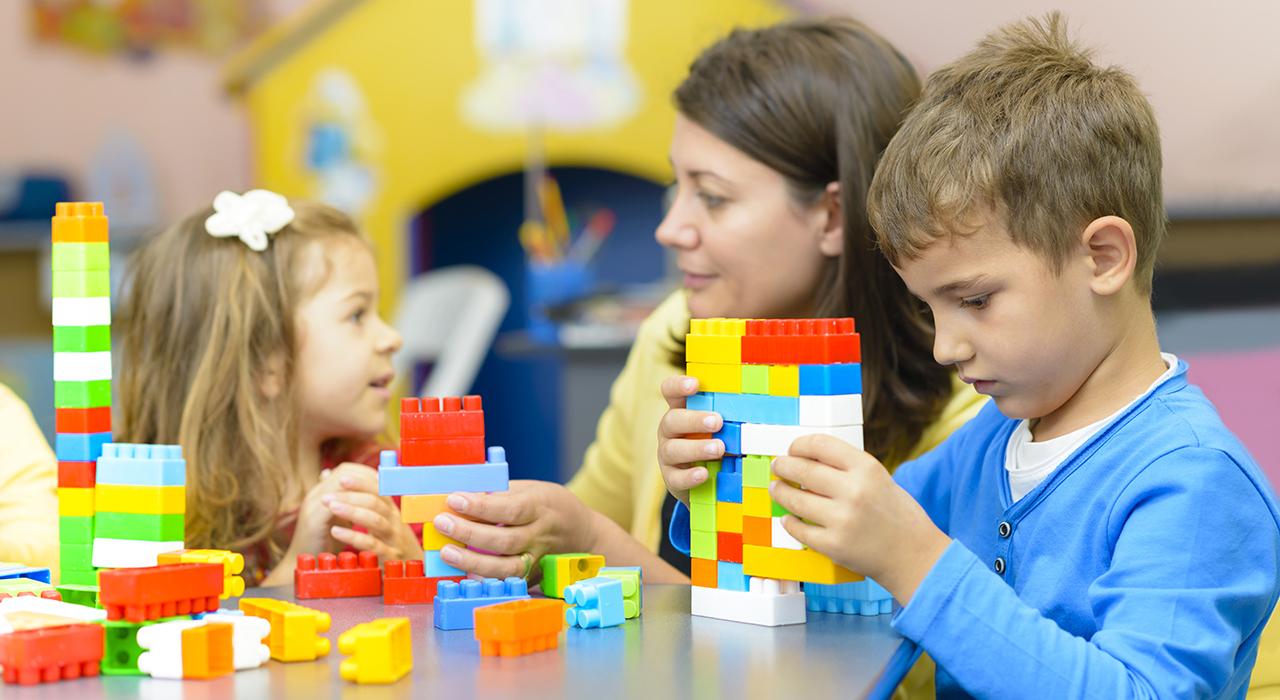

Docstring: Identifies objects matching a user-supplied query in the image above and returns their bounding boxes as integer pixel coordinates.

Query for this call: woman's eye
[697,192,726,209]
[959,294,990,310]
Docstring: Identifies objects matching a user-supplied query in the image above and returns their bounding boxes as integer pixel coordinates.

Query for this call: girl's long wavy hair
[673,17,953,466]
[117,200,364,562]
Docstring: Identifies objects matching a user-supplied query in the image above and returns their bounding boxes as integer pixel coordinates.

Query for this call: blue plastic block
[710,393,799,425]
[714,421,742,456]
[54,431,112,462]
[433,577,530,630]
[798,363,861,396]
[716,470,742,503]
[96,443,186,486]
[717,562,749,592]
[804,578,893,615]
[686,393,714,412]
[422,550,466,578]
[721,456,742,473]
[0,566,52,584]
[564,576,625,629]
[377,447,510,496]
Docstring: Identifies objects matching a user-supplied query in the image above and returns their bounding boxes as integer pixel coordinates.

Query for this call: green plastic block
[51,242,110,271]
[59,515,95,544]
[538,553,605,599]
[54,380,112,408]
[94,512,184,541]
[743,455,772,488]
[60,543,93,571]
[741,365,769,394]
[771,499,790,518]
[55,583,100,608]
[598,567,641,619]
[103,620,157,676]
[691,501,717,531]
[689,460,720,505]
[59,568,99,587]
[52,269,111,298]
[53,325,112,353]
[690,530,717,560]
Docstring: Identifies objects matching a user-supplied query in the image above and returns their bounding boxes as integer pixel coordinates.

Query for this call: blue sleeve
[893,447,1280,699]
[669,500,691,555]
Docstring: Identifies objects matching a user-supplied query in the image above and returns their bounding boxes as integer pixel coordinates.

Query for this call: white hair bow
[204,189,296,251]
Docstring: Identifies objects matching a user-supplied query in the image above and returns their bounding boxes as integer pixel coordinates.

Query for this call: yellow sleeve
[904,373,989,462]
[0,383,59,571]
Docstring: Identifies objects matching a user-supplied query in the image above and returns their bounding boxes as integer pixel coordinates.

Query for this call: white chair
[392,265,510,398]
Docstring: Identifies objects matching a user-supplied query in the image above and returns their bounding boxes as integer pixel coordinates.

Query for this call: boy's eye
[959,294,990,310]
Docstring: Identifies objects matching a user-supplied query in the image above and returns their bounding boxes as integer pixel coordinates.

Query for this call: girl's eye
[959,294,990,310]
[350,308,366,323]
[697,192,726,210]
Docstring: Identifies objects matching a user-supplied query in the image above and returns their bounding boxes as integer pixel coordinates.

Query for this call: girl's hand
[433,480,598,580]
[769,434,951,604]
[657,375,724,506]
[325,462,425,562]
[287,468,350,558]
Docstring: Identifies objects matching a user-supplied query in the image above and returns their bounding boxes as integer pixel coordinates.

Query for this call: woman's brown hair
[117,200,366,564]
[674,17,953,466]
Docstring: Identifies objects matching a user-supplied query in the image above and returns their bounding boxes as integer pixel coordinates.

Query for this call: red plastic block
[382,559,463,605]
[0,590,62,602]
[400,396,484,440]
[295,551,382,599]
[741,318,860,365]
[55,407,112,434]
[0,623,104,685]
[717,532,744,564]
[99,563,222,622]
[57,461,96,488]
[399,437,485,466]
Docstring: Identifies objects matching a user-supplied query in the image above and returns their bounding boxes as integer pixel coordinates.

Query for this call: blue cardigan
[670,360,1280,698]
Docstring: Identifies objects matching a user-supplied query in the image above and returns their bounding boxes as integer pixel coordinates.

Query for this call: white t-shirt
[1005,353,1179,503]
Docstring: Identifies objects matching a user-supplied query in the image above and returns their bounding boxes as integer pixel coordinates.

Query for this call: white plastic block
[690,577,806,627]
[739,423,863,456]
[91,538,186,568]
[771,517,805,550]
[137,619,205,679]
[0,596,107,631]
[51,297,111,326]
[200,613,271,670]
[53,351,113,381]
[798,394,862,427]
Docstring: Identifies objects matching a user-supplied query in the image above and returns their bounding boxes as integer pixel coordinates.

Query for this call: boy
[658,13,1280,698]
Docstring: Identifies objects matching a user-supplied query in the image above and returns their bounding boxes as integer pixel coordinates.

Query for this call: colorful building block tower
[685,318,866,626]
[51,202,113,587]
[378,396,510,588]
[92,444,186,568]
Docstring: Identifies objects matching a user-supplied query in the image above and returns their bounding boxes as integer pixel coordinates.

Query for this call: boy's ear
[816,181,844,258]
[1081,215,1137,297]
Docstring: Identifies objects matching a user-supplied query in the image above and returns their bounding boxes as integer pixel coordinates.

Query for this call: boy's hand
[769,434,951,604]
[325,462,424,562]
[657,375,725,506]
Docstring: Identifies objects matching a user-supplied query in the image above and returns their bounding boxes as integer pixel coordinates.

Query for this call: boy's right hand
[657,375,725,506]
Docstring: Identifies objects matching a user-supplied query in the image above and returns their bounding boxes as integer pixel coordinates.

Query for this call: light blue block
[564,576,625,629]
[422,550,466,578]
[97,443,185,486]
[377,447,510,496]
[805,578,893,615]
[687,393,714,412]
[717,562,749,592]
[433,577,530,630]
[714,422,742,456]
[709,393,799,425]
[799,363,861,395]
[55,432,112,462]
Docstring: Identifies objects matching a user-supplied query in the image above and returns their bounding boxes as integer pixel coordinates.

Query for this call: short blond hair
[868,12,1165,292]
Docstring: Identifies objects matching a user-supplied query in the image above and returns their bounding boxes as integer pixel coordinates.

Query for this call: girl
[117,191,420,585]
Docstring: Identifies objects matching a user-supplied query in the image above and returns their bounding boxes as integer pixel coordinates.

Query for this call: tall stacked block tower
[51,202,113,586]
[685,318,864,626]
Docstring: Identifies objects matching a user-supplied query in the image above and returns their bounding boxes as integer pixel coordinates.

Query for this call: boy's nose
[933,325,974,367]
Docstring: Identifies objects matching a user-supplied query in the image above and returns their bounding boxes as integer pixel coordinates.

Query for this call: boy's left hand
[769,434,951,604]
[324,462,424,562]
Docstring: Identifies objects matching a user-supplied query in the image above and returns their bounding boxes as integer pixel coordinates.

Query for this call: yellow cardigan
[567,290,988,553]
[0,382,58,573]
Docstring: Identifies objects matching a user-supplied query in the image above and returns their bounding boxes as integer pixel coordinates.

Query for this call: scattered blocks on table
[136,619,235,680]
[690,578,806,627]
[339,617,413,684]
[564,576,625,629]
[805,579,894,616]
[295,551,381,599]
[238,598,331,662]
[102,619,152,676]
[538,553,606,599]
[0,622,104,685]
[377,447,510,496]
[433,577,530,630]
[157,549,246,599]
[99,563,223,622]
[598,566,641,618]
[199,613,272,670]
[383,559,463,605]
[474,599,566,657]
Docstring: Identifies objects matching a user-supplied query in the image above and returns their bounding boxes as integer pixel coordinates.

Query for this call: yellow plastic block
[687,362,742,394]
[716,502,743,534]
[239,598,331,662]
[540,553,606,599]
[158,549,246,599]
[58,487,94,517]
[338,617,413,684]
[399,495,463,547]
[742,544,863,585]
[768,364,800,396]
[95,484,185,514]
[686,318,746,365]
[742,487,772,518]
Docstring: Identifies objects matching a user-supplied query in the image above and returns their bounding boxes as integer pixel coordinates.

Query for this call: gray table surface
[1,584,915,699]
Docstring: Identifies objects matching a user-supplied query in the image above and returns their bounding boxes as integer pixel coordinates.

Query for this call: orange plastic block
[690,558,718,588]
[741,545,862,585]
[399,495,463,547]
[0,622,104,685]
[238,598,331,662]
[157,549,246,599]
[51,202,109,243]
[338,617,412,684]
[181,622,234,680]
[741,318,860,365]
[743,516,772,547]
[400,396,484,439]
[473,599,566,657]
